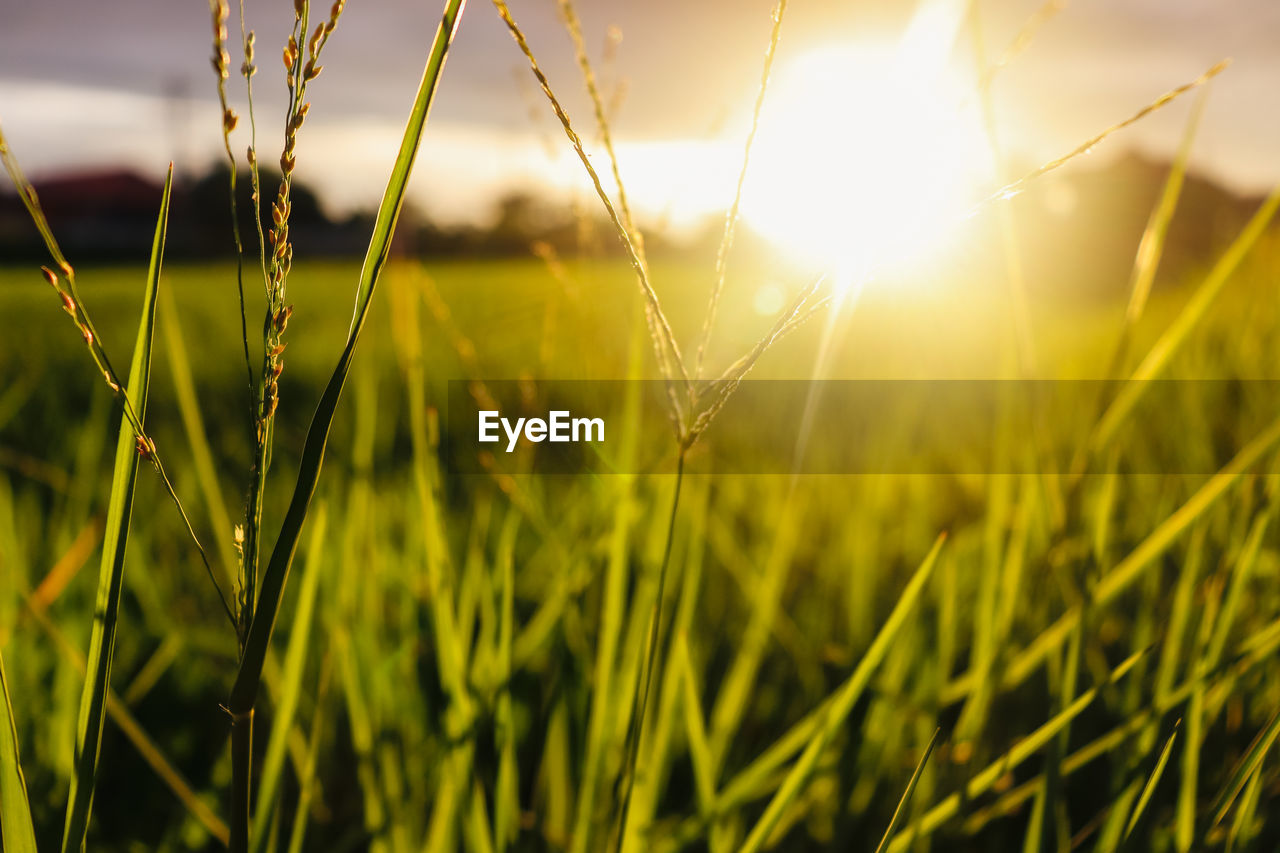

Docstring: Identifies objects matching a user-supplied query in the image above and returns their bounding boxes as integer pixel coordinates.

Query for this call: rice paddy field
[2,232,1280,853]
[5,1,1280,852]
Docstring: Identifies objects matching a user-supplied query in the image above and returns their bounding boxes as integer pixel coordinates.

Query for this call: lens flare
[742,30,991,284]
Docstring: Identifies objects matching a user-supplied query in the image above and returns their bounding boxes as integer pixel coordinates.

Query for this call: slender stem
[694,0,787,381]
[613,450,686,851]
[229,709,254,853]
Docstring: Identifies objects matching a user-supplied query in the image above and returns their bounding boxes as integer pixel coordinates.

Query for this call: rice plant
[2,0,1280,851]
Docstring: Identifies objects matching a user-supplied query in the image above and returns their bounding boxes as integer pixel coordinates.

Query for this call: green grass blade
[886,648,1148,853]
[250,505,328,853]
[1224,761,1263,853]
[0,650,38,853]
[739,533,945,853]
[284,656,331,853]
[1093,176,1280,451]
[874,728,942,853]
[159,293,240,580]
[676,635,716,812]
[1208,704,1280,830]
[1123,89,1208,329]
[1001,413,1280,692]
[61,165,172,853]
[1122,721,1181,842]
[24,592,229,846]
[229,0,467,718]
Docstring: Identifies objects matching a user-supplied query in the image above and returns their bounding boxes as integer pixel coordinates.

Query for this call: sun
[741,29,991,284]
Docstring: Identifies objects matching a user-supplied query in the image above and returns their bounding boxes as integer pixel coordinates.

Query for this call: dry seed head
[223,109,239,132]
[212,0,228,33]
[59,261,73,278]
[40,266,58,288]
[60,292,76,316]
[308,23,324,56]
[293,0,305,19]
[81,327,93,345]
[304,62,323,81]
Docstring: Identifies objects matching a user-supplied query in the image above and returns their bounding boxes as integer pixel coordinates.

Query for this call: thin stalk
[613,451,685,853]
[0,128,231,621]
[230,709,254,853]
[492,0,691,420]
[209,0,256,396]
[226,3,467,849]
[974,59,1228,212]
[694,0,787,380]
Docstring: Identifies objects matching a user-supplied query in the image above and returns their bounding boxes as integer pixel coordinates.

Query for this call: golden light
[741,17,992,285]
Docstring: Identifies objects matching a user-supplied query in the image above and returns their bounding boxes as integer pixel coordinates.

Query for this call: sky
[1,0,1278,230]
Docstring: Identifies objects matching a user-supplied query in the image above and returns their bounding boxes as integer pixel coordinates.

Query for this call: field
[2,239,1280,852]
[4,0,1280,851]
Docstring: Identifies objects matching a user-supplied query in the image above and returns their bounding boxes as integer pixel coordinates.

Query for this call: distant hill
[975,152,1263,298]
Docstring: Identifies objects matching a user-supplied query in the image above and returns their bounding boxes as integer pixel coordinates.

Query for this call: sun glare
[741,28,991,283]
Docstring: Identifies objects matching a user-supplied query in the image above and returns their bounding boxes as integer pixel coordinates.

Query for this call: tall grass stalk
[977,59,1229,210]
[61,167,172,853]
[209,0,256,396]
[226,3,467,850]
[0,129,230,623]
[693,0,788,379]
[21,590,231,845]
[491,0,691,419]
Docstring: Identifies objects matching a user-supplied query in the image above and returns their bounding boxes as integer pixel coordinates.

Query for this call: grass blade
[886,648,1148,853]
[24,593,229,846]
[1093,175,1280,451]
[1208,704,1280,830]
[61,165,172,853]
[229,0,466,716]
[875,728,942,853]
[250,505,328,853]
[0,650,38,853]
[225,7,466,850]
[998,412,1280,693]
[1123,721,1181,842]
[740,533,946,853]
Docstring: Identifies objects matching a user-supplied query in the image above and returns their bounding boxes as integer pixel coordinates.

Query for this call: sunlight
[741,15,991,284]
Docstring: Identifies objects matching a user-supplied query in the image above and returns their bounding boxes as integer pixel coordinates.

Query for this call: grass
[3,241,1279,850]
[4,0,1280,850]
